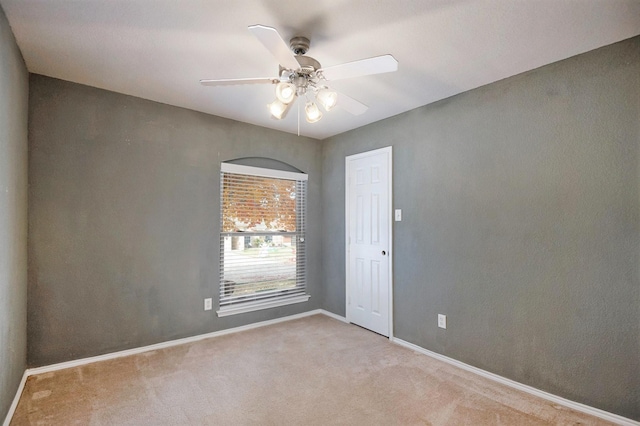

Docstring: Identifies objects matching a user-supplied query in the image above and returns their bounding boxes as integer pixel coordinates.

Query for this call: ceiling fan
[200,25,398,123]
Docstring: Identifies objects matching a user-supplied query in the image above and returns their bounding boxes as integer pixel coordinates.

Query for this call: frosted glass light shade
[268,99,292,120]
[305,102,322,123]
[316,88,338,111]
[275,82,296,104]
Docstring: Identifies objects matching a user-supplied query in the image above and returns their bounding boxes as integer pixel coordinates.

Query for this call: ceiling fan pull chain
[297,101,300,137]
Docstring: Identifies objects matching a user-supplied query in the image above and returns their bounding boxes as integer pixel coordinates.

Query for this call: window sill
[216,294,310,317]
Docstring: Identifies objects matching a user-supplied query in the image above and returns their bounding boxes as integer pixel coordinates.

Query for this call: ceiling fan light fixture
[316,87,338,111]
[305,101,323,123]
[275,82,296,104]
[268,99,293,120]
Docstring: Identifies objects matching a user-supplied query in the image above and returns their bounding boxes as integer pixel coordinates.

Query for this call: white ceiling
[2,0,639,140]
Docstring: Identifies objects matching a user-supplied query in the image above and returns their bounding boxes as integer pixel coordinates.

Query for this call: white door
[346,147,392,336]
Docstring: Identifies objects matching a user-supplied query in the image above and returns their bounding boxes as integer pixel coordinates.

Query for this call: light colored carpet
[11,314,613,425]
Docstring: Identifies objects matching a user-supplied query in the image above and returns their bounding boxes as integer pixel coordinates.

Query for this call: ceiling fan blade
[200,77,277,86]
[319,55,398,81]
[248,24,300,71]
[335,91,368,115]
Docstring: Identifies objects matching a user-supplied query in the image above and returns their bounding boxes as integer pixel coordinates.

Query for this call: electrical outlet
[395,209,402,221]
[204,298,212,311]
[438,314,447,329]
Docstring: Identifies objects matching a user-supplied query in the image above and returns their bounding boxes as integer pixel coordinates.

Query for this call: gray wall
[27,75,323,366]
[323,37,640,420]
[0,5,28,422]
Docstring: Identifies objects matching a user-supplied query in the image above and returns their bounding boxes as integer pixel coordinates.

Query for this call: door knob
[381,250,386,255]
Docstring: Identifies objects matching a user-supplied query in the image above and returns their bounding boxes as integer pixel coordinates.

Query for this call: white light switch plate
[438,314,447,329]
[204,298,212,311]
[395,209,402,221]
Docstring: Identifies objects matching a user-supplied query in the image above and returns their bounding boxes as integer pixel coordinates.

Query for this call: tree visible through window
[217,163,308,316]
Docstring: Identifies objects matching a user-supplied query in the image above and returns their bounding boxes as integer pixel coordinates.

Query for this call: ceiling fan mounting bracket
[289,36,310,55]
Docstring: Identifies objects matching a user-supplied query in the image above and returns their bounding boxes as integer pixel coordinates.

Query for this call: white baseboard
[318,309,348,323]
[25,309,347,378]
[391,337,639,426]
[2,370,28,426]
[27,309,326,376]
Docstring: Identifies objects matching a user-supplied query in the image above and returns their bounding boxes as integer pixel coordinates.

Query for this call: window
[217,163,309,316]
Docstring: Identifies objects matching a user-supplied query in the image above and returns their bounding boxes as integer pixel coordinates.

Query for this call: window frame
[216,163,309,317]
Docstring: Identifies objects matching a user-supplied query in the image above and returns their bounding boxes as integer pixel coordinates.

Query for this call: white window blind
[217,163,309,316]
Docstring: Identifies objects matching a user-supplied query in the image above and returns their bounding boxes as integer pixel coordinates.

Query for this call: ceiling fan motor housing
[279,55,321,76]
[280,53,323,96]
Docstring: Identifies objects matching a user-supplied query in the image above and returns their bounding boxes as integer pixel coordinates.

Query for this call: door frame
[345,146,393,339]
